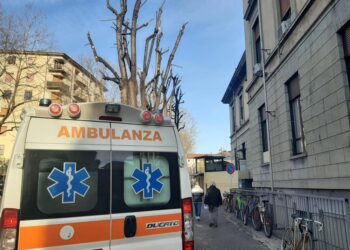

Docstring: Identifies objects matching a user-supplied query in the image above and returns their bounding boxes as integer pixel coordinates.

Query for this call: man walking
[204,181,222,227]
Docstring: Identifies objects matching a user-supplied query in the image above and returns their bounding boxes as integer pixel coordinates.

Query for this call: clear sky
[2,0,245,154]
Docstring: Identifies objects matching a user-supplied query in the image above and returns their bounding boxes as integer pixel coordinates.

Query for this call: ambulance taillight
[154,113,164,124]
[182,198,194,250]
[140,111,152,123]
[0,208,19,250]
[48,103,63,117]
[67,103,81,118]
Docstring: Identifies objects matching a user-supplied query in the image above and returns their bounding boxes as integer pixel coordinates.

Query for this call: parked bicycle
[250,195,273,238]
[223,191,234,213]
[281,214,323,250]
[242,195,258,226]
[235,192,247,221]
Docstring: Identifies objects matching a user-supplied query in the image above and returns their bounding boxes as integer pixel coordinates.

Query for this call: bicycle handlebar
[293,217,323,231]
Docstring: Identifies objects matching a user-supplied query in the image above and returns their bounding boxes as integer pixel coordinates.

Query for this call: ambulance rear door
[110,123,183,250]
[18,118,113,250]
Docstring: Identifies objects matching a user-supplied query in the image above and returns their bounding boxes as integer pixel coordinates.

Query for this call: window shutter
[279,0,291,20]
[343,24,350,56]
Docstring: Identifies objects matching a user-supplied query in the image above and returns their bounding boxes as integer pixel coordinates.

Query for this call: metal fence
[232,189,350,250]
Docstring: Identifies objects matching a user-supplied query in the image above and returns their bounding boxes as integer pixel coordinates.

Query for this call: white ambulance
[0,102,193,250]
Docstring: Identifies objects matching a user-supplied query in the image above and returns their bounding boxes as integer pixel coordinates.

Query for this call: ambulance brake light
[1,209,19,229]
[67,103,81,118]
[154,113,164,124]
[182,198,194,250]
[0,209,19,250]
[141,111,152,123]
[48,103,62,117]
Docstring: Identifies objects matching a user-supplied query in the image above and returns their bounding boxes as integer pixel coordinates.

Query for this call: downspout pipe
[257,0,275,192]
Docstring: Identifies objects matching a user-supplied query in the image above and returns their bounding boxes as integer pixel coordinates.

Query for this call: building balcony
[75,74,87,88]
[46,81,70,93]
[73,95,87,103]
[48,64,69,76]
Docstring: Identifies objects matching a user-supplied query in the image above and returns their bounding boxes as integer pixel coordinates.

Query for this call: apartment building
[224,0,350,199]
[0,51,106,161]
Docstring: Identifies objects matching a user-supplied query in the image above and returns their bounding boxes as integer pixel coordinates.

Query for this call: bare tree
[87,0,187,113]
[171,79,185,131]
[179,110,197,155]
[0,5,53,134]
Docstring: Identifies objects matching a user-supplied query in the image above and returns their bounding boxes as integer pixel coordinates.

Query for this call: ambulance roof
[24,102,173,126]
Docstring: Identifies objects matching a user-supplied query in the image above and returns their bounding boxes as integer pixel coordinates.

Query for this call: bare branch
[137,21,150,31]
[87,32,121,83]
[106,0,119,16]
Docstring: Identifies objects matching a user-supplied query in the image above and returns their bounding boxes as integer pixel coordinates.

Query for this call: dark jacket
[192,193,204,203]
[204,185,222,207]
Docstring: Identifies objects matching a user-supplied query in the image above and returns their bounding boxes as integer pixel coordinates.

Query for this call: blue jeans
[194,202,202,217]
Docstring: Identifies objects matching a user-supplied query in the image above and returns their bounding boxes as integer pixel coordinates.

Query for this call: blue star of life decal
[131,163,164,199]
[47,162,90,204]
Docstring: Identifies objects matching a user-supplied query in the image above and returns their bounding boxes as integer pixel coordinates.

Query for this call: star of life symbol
[131,163,164,199]
[47,162,90,204]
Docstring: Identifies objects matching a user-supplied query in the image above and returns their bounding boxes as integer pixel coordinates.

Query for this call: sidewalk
[223,211,281,250]
[194,207,270,250]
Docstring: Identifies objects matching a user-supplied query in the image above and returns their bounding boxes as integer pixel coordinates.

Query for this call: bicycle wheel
[263,210,273,238]
[302,231,313,250]
[252,207,262,230]
[224,198,228,212]
[235,201,240,218]
[281,228,294,250]
[228,197,233,213]
[243,207,249,225]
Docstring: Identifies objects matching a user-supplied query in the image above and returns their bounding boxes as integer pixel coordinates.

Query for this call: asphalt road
[194,207,269,250]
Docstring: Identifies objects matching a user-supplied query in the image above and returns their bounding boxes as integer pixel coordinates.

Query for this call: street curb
[224,212,281,250]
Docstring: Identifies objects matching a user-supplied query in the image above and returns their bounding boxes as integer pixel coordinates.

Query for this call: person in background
[191,182,204,221]
[204,181,222,227]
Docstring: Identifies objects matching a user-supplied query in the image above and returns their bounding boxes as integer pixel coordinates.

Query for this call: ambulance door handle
[124,215,137,238]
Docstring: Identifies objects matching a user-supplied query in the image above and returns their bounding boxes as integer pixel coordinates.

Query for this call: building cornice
[222,52,246,104]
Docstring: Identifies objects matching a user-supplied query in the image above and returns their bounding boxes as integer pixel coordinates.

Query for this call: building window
[287,74,305,155]
[54,59,64,70]
[242,142,246,160]
[0,108,8,117]
[253,19,261,64]
[231,105,236,133]
[0,126,7,135]
[239,93,244,123]
[0,145,4,156]
[342,21,350,87]
[5,73,14,83]
[7,56,16,65]
[259,104,268,152]
[205,158,225,172]
[3,90,12,100]
[24,90,32,101]
[26,73,34,83]
[279,0,291,22]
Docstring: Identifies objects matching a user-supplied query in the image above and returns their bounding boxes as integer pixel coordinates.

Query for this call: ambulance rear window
[21,150,110,219]
[110,151,181,213]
